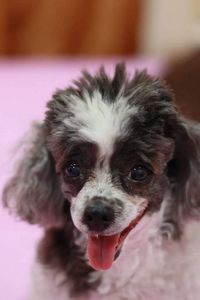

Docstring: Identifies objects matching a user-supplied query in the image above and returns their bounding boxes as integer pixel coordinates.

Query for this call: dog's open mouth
[87,211,146,270]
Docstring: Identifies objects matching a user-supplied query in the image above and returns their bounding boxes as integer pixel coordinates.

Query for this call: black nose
[83,201,115,232]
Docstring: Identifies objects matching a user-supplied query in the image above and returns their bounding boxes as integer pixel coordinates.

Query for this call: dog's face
[45,65,177,270]
[3,64,200,274]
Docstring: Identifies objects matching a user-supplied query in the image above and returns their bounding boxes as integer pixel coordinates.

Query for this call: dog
[3,63,200,300]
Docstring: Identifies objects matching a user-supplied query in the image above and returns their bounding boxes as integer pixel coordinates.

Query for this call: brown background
[0,0,199,121]
[0,0,140,56]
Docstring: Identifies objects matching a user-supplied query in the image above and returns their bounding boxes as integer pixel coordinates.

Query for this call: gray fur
[2,63,200,296]
[2,122,65,226]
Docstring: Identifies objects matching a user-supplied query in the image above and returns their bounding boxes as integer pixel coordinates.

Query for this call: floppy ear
[169,119,200,217]
[158,118,200,239]
[2,123,65,226]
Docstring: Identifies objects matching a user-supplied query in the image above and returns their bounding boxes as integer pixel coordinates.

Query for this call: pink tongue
[87,234,120,270]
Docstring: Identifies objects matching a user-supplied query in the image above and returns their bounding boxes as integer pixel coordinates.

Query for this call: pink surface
[0,57,164,299]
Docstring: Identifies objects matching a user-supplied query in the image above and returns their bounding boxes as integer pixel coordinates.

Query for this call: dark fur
[37,202,100,296]
[2,63,200,296]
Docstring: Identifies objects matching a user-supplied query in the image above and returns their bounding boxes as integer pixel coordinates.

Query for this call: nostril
[86,214,93,223]
[102,208,113,222]
[102,215,109,222]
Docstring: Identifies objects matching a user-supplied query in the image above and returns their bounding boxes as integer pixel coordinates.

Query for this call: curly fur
[2,63,200,299]
[3,123,65,226]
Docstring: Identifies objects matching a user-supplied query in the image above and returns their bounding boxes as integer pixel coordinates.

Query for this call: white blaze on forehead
[63,90,138,156]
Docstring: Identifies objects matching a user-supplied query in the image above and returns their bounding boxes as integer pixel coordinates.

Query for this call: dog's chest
[93,219,200,300]
[31,219,200,300]
[95,239,178,300]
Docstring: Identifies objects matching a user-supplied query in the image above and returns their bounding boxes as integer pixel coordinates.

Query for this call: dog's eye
[130,165,149,181]
[65,162,81,178]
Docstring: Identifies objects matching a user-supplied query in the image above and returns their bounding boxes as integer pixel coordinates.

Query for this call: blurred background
[0,0,199,58]
[0,0,200,119]
[1,2,200,299]
[0,0,140,56]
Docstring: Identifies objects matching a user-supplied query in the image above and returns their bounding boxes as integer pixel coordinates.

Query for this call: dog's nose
[83,201,115,232]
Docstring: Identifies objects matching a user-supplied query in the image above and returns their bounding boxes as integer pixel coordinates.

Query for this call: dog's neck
[37,218,101,296]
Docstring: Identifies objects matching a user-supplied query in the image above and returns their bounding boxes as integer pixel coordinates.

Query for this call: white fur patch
[30,261,69,300]
[30,218,200,300]
[63,90,138,157]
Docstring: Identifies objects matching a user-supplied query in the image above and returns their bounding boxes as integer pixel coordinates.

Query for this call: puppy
[3,63,200,300]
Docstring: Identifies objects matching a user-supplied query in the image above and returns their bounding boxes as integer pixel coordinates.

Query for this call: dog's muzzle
[83,199,115,232]
[80,196,147,271]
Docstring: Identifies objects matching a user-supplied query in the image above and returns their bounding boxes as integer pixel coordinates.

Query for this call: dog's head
[3,64,200,270]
